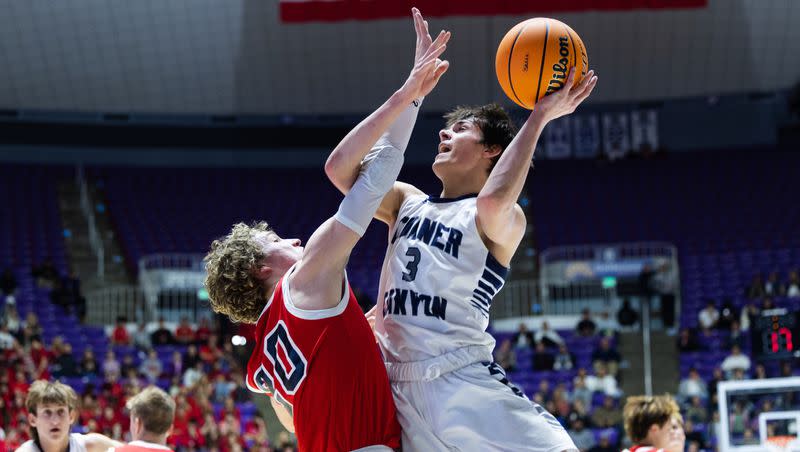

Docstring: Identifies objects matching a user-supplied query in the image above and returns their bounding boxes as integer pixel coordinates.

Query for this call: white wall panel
[0,0,797,114]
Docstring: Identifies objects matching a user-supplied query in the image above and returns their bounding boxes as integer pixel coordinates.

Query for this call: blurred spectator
[566,398,591,429]
[0,324,17,349]
[52,343,79,377]
[765,271,786,297]
[753,363,768,379]
[591,395,623,428]
[721,345,751,377]
[535,321,564,348]
[685,396,708,424]
[678,368,708,402]
[124,323,145,352]
[22,312,43,345]
[638,263,657,298]
[121,354,137,377]
[572,374,593,408]
[32,258,60,288]
[576,309,596,337]
[184,344,201,369]
[213,374,236,403]
[200,334,223,363]
[195,317,213,344]
[592,338,621,376]
[585,364,621,397]
[781,361,796,377]
[0,268,17,296]
[787,270,800,298]
[175,317,195,344]
[762,297,775,311]
[103,350,121,379]
[745,274,766,299]
[595,312,616,338]
[553,344,575,371]
[683,420,706,449]
[617,299,638,329]
[727,320,746,349]
[512,323,534,349]
[139,349,163,383]
[80,349,99,377]
[676,328,699,352]
[739,303,760,331]
[111,317,131,346]
[729,401,748,435]
[200,413,221,446]
[533,342,555,371]
[716,299,737,331]
[494,338,516,372]
[698,301,719,330]
[3,304,22,340]
[151,318,175,346]
[182,361,204,388]
[588,433,616,452]
[567,418,596,451]
[168,350,184,378]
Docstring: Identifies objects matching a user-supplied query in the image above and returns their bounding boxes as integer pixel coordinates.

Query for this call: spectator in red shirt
[111,317,131,346]
[175,317,195,344]
[199,334,223,364]
[194,317,212,345]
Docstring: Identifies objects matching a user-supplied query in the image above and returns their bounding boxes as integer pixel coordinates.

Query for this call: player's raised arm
[288,23,449,309]
[325,8,448,222]
[476,67,597,246]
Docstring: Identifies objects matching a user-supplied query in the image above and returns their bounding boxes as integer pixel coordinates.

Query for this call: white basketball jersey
[376,193,507,363]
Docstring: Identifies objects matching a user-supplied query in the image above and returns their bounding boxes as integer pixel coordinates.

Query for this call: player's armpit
[375,181,424,225]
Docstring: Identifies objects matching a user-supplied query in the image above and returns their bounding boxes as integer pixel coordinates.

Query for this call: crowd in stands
[671,271,800,451]
[0,265,298,451]
[494,310,627,451]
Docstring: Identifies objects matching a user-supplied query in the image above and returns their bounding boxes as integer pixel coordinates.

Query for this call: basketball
[495,18,588,110]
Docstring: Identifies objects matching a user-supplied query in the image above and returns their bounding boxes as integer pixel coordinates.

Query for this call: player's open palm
[533,67,598,122]
[400,8,450,101]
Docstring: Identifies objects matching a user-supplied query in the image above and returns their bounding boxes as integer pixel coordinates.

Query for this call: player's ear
[483,144,503,159]
[28,411,37,428]
[254,265,273,282]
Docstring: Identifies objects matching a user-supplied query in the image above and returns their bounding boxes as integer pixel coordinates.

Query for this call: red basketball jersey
[246,272,401,452]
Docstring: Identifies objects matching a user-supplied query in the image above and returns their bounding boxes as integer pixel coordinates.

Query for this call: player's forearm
[478,112,546,211]
[325,89,418,193]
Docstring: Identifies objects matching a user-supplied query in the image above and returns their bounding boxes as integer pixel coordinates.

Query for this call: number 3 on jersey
[264,321,308,395]
[402,247,421,282]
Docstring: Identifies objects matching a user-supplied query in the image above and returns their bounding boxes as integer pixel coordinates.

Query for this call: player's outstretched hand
[399,8,450,101]
[365,305,378,342]
[532,67,597,123]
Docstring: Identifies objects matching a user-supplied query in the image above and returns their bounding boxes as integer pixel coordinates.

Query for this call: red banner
[280,0,707,23]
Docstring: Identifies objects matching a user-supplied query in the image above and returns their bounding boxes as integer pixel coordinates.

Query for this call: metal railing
[85,285,146,325]
[138,254,206,274]
[76,165,104,280]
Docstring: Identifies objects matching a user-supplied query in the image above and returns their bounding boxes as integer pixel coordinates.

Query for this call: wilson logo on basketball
[522,53,529,72]
[545,36,570,95]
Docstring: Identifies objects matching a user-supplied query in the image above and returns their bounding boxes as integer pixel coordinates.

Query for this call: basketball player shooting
[325,7,598,452]
[202,20,451,451]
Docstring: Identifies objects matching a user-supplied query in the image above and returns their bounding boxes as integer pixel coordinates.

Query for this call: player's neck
[439,173,486,199]
[39,437,69,452]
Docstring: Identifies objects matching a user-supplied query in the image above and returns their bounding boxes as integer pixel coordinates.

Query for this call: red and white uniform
[624,447,665,452]
[246,268,401,452]
[110,440,173,452]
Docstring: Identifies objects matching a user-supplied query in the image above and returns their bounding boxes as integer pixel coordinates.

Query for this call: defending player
[16,380,122,452]
[202,21,451,451]
[325,7,598,451]
[622,395,686,452]
[110,386,176,452]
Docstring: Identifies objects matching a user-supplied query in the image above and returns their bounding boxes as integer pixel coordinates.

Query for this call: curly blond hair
[204,222,272,324]
[623,394,683,443]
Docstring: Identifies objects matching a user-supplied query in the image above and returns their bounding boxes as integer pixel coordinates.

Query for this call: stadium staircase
[57,177,132,292]
[619,330,679,397]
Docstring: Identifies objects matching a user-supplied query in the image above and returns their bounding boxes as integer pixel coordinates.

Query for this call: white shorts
[386,346,578,452]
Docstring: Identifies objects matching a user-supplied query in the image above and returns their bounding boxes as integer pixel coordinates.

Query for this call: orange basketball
[495,18,588,110]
